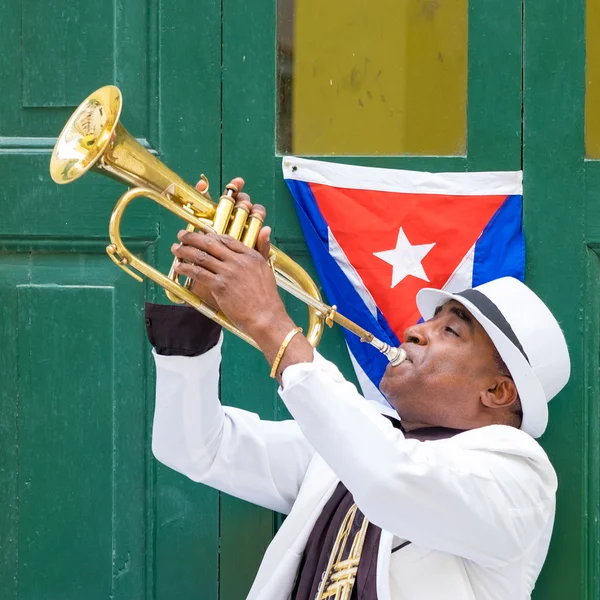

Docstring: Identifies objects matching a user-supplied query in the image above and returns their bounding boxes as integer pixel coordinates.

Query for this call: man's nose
[403,322,429,345]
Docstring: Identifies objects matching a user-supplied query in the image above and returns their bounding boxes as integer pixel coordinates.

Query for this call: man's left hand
[171,180,315,381]
[172,230,291,342]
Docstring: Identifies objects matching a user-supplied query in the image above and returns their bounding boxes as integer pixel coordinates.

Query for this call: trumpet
[49,85,405,365]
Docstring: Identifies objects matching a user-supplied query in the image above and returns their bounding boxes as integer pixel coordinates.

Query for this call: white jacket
[151,337,557,600]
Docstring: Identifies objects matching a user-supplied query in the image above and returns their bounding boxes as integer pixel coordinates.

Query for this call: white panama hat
[415,277,570,438]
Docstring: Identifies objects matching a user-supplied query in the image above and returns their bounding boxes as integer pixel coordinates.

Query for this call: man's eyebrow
[433,304,475,332]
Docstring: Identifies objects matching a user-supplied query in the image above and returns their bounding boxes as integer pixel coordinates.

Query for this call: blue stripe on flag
[285,179,395,390]
[472,195,525,287]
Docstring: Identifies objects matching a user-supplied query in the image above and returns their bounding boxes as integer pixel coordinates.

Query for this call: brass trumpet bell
[50,85,405,364]
[50,85,123,185]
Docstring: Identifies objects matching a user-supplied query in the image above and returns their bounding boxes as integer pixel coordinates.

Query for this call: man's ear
[480,377,519,410]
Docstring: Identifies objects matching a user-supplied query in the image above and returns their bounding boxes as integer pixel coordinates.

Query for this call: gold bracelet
[270,326,303,379]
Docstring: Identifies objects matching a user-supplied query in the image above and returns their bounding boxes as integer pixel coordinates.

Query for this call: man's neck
[400,421,437,432]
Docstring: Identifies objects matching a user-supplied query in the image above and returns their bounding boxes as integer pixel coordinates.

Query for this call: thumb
[195,177,212,201]
[256,226,271,260]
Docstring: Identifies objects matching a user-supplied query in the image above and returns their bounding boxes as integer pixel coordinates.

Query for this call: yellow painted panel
[587,0,600,158]
[288,0,467,156]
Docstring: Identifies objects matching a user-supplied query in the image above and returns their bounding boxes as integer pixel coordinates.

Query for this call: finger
[217,233,255,255]
[228,177,245,194]
[177,230,233,261]
[250,203,267,221]
[171,243,223,274]
[174,261,219,287]
[195,178,213,201]
[235,192,252,212]
[255,226,271,260]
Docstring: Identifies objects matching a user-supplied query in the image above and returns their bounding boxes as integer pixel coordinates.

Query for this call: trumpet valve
[213,194,236,234]
[227,204,250,239]
[241,211,265,247]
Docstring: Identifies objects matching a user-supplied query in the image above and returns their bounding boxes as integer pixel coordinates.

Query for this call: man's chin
[380,363,410,398]
[379,375,393,400]
[381,385,420,421]
[380,384,401,412]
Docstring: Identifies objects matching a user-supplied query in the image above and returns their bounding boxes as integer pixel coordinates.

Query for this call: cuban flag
[283,156,524,412]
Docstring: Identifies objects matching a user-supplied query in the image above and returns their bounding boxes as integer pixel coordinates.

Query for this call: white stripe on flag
[283,156,523,196]
[328,228,378,319]
[441,243,475,293]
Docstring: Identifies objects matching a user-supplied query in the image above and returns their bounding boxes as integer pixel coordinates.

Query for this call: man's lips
[385,345,419,370]
[399,344,418,365]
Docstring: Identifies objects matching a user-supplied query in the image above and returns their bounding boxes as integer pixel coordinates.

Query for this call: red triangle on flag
[310,183,508,341]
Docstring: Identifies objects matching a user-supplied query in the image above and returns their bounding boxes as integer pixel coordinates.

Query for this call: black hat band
[456,288,530,364]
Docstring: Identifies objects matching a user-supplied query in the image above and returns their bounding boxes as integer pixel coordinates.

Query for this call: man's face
[380,300,503,429]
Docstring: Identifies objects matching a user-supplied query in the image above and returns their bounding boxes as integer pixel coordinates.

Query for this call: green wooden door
[0,1,223,597]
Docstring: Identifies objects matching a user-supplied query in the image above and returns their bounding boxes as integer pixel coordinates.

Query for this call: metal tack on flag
[282,157,524,414]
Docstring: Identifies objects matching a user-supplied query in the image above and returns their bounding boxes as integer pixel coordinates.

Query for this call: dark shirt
[291,481,380,600]
[145,303,463,600]
[145,302,222,356]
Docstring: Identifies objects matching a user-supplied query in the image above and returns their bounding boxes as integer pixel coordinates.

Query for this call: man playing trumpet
[147,178,570,600]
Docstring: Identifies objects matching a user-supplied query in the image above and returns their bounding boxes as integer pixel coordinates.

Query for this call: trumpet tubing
[49,85,405,365]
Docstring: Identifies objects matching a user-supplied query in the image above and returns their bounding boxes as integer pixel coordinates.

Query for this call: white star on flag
[373,227,436,288]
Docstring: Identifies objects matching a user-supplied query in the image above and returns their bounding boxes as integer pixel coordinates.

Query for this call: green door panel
[582,246,600,600]
[1,0,150,138]
[0,0,223,597]
[17,285,119,597]
[0,252,150,598]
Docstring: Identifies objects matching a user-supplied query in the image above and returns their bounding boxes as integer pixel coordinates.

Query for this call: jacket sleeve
[278,351,558,568]
[151,336,315,515]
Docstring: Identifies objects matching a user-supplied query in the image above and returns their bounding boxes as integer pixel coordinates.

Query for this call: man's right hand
[175,176,271,309]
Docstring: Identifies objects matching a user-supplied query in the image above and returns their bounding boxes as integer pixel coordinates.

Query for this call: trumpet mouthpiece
[387,347,407,367]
